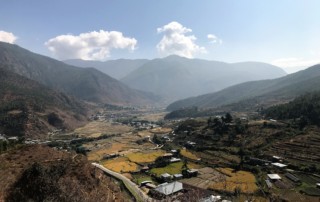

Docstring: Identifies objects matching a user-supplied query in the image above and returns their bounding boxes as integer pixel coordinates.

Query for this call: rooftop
[170,157,181,162]
[161,173,172,178]
[200,195,221,202]
[154,181,183,196]
[187,169,198,173]
[272,162,287,168]
[267,174,281,180]
[173,174,183,178]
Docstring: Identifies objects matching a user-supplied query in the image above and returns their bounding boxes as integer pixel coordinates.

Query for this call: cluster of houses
[250,155,320,190]
[0,134,19,142]
[128,121,159,130]
[146,180,231,201]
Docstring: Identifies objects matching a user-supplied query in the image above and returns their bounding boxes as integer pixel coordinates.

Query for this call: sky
[1,0,320,73]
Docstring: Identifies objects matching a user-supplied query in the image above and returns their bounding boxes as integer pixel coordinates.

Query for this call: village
[4,106,319,202]
[65,106,320,201]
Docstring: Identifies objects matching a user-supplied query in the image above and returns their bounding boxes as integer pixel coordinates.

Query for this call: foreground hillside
[0,42,157,106]
[0,145,127,201]
[122,55,286,102]
[0,67,88,137]
[167,64,320,111]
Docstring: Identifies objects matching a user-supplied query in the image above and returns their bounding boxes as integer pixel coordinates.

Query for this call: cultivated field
[150,127,172,134]
[75,121,132,138]
[86,143,128,161]
[150,162,202,177]
[180,167,225,189]
[180,148,200,160]
[102,157,139,173]
[137,112,167,122]
[126,150,165,164]
[210,168,258,193]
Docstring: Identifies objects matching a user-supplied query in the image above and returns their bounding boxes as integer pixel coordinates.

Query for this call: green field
[150,162,201,177]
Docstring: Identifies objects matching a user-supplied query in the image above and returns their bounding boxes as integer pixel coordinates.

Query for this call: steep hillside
[0,42,158,106]
[121,55,286,102]
[263,92,320,126]
[0,145,127,201]
[167,64,320,111]
[64,59,148,79]
[0,67,88,137]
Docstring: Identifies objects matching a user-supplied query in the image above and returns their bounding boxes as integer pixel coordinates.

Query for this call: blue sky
[1,0,320,73]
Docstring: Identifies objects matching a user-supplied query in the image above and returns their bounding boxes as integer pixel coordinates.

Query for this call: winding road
[92,163,153,202]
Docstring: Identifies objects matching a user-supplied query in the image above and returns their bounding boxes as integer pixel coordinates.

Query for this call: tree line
[263,92,320,127]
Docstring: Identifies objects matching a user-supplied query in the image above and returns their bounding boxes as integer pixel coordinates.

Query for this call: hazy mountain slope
[0,42,157,106]
[167,64,320,111]
[0,67,88,137]
[121,55,286,102]
[64,59,148,79]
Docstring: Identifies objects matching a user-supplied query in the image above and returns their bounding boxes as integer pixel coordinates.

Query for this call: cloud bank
[45,30,137,60]
[156,21,206,58]
[207,34,222,44]
[0,31,17,44]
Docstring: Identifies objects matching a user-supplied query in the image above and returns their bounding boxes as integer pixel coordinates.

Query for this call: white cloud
[272,57,320,73]
[0,31,17,44]
[207,34,222,44]
[45,30,137,60]
[156,21,206,58]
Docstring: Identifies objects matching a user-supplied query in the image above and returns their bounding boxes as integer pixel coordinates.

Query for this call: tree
[224,113,233,123]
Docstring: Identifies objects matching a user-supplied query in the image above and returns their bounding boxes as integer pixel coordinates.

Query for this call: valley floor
[3,107,320,201]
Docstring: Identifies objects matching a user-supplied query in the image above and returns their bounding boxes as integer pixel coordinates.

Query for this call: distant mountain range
[120,55,286,102]
[64,59,148,79]
[0,42,157,106]
[167,64,320,111]
[0,67,88,137]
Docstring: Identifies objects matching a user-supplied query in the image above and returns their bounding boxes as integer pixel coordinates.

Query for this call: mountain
[167,64,320,111]
[0,67,88,137]
[0,42,158,106]
[64,58,148,79]
[121,55,286,102]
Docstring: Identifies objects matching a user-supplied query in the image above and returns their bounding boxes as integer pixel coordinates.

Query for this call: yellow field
[126,150,165,163]
[87,143,126,161]
[137,112,167,122]
[150,127,172,134]
[181,149,199,160]
[137,130,153,137]
[102,157,139,173]
[75,121,132,138]
[150,162,202,177]
[210,168,258,193]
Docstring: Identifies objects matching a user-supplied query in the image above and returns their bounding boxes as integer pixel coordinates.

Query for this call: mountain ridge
[167,64,320,111]
[121,55,287,102]
[0,42,158,106]
[64,58,149,79]
[0,67,89,137]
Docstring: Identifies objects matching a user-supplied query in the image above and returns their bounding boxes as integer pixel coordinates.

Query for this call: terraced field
[102,157,139,173]
[180,167,225,189]
[126,150,165,164]
[180,148,199,160]
[150,162,202,177]
[210,168,258,193]
[266,127,320,165]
